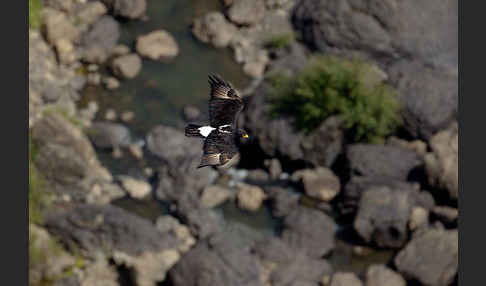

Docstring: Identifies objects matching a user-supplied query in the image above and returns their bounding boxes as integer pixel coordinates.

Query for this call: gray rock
[365,264,405,286]
[55,38,78,65]
[292,0,457,70]
[264,158,282,180]
[282,207,337,258]
[292,167,341,202]
[389,60,458,139]
[346,144,422,180]
[354,185,414,248]
[79,258,119,286]
[182,105,201,121]
[267,187,300,218]
[431,206,458,226]
[74,1,108,27]
[330,272,362,286]
[246,168,270,183]
[136,30,179,61]
[169,232,261,286]
[88,121,131,148]
[192,11,238,48]
[255,238,333,286]
[200,185,232,208]
[425,122,458,200]
[44,0,75,13]
[102,76,120,90]
[80,15,120,64]
[100,0,147,19]
[236,182,267,211]
[110,44,131,57]
[42,8,80,45]
[111,53,142,79]
[227,0,265,26]
[45,204,179,257]
[117,175,151,199]
[395,228,458,286]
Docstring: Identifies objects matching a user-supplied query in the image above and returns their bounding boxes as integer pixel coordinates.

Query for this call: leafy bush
[29,0,43,29]
[264,32,295,50]
[268,55,401,143]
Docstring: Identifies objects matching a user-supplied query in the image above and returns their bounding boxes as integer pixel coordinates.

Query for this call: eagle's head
[235,129,250,145]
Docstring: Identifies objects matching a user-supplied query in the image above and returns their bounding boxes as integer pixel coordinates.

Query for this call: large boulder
[45,204,182,286]
[227,0,266,26]
[80,15,120,64]
[255,238,333,286]
[388,60,458,140]
[365,264,406,286]
[292,0,457,70]
[42,8,80,45]
[394,228,458,286]
[282,207,337,258]
[425,122,458,200]
[192,12,238,48]
[346,144,423,180]
[136,30,179,61]
[110,53,142,79]
[292,167,341,202]
[88,121,132,148]
[353,185,416,248]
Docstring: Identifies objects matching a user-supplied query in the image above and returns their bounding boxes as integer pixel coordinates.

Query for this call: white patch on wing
[198,126,216,137]
[218,124,232,134]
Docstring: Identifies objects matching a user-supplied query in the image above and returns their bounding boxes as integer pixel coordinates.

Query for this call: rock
[100,0,147,19]
[177,207,224,239]
[264,159,282,180]
[169,232,261,286]
[127,143,143,160]
[182,105,200,121]
[104,109,117,121]
[431,206,458,226]
[44,0,75,12]
[136,30,179,61]
[243,52,270,78]
[425,122,458,200]
[354,185,415,248]
[80,15,120,64]
[111,53,142,79]
[292,167,340,202]
[267,187,300,218]
[120,111,135,122]
[346,144,423,181]
[118,175,151,199]
[389,60,458,139]
[394,228,458,286]
[330,272,362,286]
[246,169,270,183]
[55,38,78,65]
[45,204,181,285]
[236,182,266,211]
[365,264,406,286]
[192,12,238,48]
[292,0,457,70]
[227,0,265,26]
[75,1,108,27]
[408,206,429,231]
[88,121,131,148]
[42,8,79,45]
[255,238,333,286]
[282,207,337,258]
[110,44,131,57]
[31,112,122,203]
[387,136,427,157]
[80,258,119,286]
[102,76,120,90]
[155,216,196,253]
[200,185,232,208]
[87,72,102,85]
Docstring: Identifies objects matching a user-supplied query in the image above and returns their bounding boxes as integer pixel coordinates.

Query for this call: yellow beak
[243,134,249,139]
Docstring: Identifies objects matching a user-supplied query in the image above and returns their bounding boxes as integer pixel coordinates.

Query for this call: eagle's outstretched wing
[208,74,244,128]
[198,131,239,168]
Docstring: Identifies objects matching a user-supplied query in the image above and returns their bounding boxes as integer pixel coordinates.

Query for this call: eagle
[185,75,249,169]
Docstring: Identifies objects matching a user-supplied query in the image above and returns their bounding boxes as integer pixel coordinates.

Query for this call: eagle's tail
[185,124,204,138]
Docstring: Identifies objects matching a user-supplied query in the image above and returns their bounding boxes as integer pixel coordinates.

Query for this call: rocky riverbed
[29,0,458,285]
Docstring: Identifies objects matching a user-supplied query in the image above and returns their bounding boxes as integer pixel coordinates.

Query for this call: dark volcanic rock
[354,185,416,248]
[394,228,458,286]
[45,204,178,256]
[389,60,458,140]
[255,238,333,286]
[282,207,337,258]
[346,144,422,180]
[169,231,261,286]
[292,0,457,70]
[88,121,131,148]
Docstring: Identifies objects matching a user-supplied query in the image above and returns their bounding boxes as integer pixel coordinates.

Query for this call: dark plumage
[185,75,249,169]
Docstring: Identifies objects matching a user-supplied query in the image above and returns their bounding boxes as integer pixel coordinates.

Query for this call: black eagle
[185,75,249,169]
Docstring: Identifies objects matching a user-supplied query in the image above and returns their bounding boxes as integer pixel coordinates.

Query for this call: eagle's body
[185,75,249,169]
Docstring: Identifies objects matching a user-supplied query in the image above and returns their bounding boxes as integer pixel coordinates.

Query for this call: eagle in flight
[185,75,249,169]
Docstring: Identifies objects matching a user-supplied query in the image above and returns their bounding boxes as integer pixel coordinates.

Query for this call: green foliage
[264,32,295,50]
[268,56,401,143]
[29,0,43,30]
[29,135,48,225]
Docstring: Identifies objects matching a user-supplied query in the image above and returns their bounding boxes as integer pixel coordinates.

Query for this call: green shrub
[268,55,401,143]
[29,135,49,225]
[264,32,295,50]
[29,0,43,30]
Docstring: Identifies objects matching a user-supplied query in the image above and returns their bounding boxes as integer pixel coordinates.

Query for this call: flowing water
[81,0,394,275]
